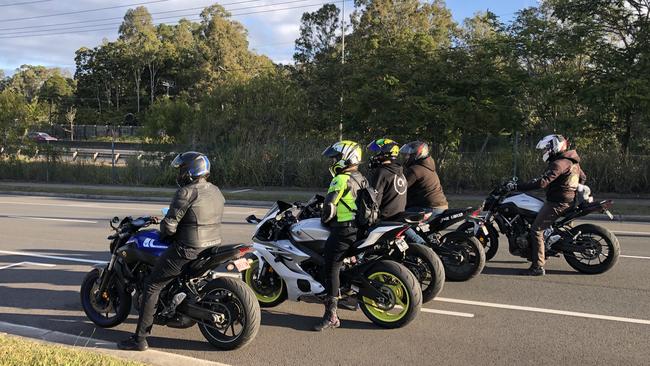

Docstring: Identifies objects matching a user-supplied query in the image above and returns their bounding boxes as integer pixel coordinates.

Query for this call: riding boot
[313,297,340,331]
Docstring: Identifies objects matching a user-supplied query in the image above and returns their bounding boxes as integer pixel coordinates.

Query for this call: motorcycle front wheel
[564,224,620,274]
[243,259,287,307]
[80,268,131,328]
[438,232,486,281]
[359,260,422,329]
[197,277,261,350]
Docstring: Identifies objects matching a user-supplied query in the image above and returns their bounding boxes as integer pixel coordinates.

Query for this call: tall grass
[0,147,648,194]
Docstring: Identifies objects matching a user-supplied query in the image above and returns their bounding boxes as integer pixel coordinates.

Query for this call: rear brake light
[471,209,481,218]
[395,226,410,238]
[238,246,253,257]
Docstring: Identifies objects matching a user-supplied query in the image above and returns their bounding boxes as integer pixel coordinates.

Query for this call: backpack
[340,174,380,227]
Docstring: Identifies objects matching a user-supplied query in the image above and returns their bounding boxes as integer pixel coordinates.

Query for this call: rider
[510,134,586,276]
[118,152,225,351]
[315,140,365,331]
[367,138,407,221]
[399,141,448,244]
[400,141,448,214]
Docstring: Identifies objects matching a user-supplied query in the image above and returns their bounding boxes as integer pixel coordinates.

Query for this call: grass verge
[0,333,146,366]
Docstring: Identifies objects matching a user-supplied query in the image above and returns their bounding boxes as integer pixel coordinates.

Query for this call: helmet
[536,134,568,162]
[322,140,362,177]
[367,138,400,169]
[399,141,429,167]
[171,151,211,186]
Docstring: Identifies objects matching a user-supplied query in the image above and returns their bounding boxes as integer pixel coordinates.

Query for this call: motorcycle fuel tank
[290,218,330,242]
[502,193,544,213]
[127,229,170,257]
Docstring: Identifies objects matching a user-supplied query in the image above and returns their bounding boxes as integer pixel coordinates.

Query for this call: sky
[0,0,538,76]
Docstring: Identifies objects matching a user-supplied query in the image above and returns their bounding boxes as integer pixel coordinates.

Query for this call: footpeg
[162,292,187,316]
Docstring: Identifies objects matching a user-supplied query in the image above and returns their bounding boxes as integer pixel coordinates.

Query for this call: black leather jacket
[160,179,225,248]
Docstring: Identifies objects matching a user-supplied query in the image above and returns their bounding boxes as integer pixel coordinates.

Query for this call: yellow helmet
[322,140,362,176]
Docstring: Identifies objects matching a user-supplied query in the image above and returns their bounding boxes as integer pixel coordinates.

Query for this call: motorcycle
[406,208,486,282]
[80,214,261,350]
[457,181,620,273]
[294,195,445,302]
[243,200,425,328]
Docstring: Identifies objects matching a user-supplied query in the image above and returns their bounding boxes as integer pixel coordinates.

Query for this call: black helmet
[367,138,400,169]
[399,141,429,167]
[171,151,210,186]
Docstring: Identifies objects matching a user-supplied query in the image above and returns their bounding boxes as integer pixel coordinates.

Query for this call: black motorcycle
[406,208,487,281]
[80,215,260,350]
[457,182,620,273]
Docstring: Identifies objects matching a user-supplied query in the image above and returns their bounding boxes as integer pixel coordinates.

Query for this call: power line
[0,0,319,36]
[0,0,265,31]
[0,0,51,7]
[0,1,353,39]
[0,0,171,23]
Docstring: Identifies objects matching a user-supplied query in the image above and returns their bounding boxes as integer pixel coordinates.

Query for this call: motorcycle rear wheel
[197,277,261,350]
[359,260,422,329]
[401,244,445,303]
[438,232,486,281]
[80,268,131,328]
[564,224,620,274]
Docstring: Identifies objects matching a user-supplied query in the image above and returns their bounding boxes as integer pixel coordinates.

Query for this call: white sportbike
[243,200,426,328]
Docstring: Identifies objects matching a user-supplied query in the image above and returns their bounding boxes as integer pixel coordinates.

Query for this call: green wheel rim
[244,260,284,304]
[362,271,410,323]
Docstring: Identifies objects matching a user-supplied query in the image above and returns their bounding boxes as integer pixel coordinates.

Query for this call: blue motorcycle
[80,214,260,350]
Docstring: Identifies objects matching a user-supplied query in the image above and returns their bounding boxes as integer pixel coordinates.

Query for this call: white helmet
[536,134,568,162]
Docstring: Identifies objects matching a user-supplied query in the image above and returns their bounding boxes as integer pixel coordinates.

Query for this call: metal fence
[38,124,142,140]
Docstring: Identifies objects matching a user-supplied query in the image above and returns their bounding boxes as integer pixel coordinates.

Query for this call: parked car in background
[28,132,58,142]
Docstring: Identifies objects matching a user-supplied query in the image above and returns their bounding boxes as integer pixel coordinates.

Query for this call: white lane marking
[0,200,264,214]
[229,189,253,194]
[0,250,243,278]
[421,308,475,318]
[0,250,105,264]
[612,231,650,237]
[621,255,650,260]
[1,215,97,224]
[0,261,56,270]
[435,297,650,325]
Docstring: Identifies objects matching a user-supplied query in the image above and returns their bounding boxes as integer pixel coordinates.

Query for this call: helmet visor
[171,154,184,168]
[322,146,341,159]
[399,143,417,155]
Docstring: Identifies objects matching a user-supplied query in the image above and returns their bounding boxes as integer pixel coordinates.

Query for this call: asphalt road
[0,195,649,366]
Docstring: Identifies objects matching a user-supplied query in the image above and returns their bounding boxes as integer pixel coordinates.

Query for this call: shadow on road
[260,309,377,331]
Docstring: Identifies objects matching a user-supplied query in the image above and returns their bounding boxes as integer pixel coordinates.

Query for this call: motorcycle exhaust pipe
[177,302,225,323]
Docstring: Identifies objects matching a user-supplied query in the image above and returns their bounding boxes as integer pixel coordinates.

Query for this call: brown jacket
[518,150,587,203]
[404,157,448,209]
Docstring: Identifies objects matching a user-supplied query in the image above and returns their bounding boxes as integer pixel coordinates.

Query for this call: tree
[119,6,157,112]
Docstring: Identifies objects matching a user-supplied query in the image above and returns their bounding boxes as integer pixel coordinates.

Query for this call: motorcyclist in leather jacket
[118,151,225,351]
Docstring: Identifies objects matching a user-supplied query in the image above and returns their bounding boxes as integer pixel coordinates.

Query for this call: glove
[505,181,517,192]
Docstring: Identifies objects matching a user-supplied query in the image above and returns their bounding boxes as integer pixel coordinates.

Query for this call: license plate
[395,238,409,252]
[604,210,614,220]
[233,258,250,272]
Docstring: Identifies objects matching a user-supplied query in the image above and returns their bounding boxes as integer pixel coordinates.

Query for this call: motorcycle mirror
[111,216,120,224]
[246,214,260,224]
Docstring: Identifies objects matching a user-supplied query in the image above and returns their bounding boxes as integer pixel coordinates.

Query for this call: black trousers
[135,244,200,340]
[323,225,357,297]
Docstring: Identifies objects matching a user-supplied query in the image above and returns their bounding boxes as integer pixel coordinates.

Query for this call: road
[0,195,648,366]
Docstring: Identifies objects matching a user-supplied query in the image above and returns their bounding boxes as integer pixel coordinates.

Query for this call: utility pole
[339,0,345,141]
